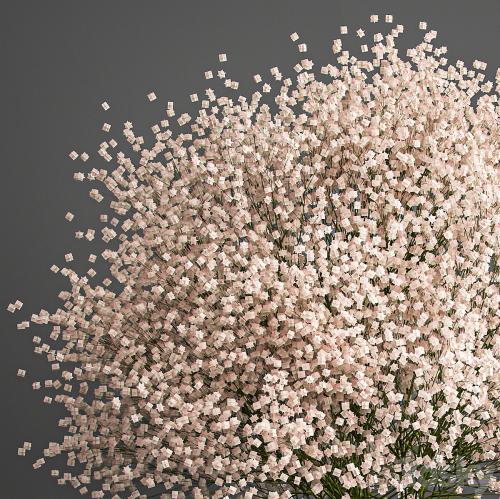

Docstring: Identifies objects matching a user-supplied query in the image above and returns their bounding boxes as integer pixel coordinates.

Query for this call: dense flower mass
[13,16,500,499]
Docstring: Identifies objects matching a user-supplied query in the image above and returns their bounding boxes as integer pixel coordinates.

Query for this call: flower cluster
[14,16,499,499]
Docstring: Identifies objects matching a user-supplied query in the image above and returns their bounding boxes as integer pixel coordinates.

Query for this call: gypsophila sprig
[12,16,499,499]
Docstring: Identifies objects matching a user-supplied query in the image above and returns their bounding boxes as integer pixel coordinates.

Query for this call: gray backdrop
[1,1,499,498]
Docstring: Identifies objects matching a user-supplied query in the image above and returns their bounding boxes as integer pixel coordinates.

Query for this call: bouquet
[10,15,500,499]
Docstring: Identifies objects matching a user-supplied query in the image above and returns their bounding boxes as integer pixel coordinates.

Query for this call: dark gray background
[1,1,498,498]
